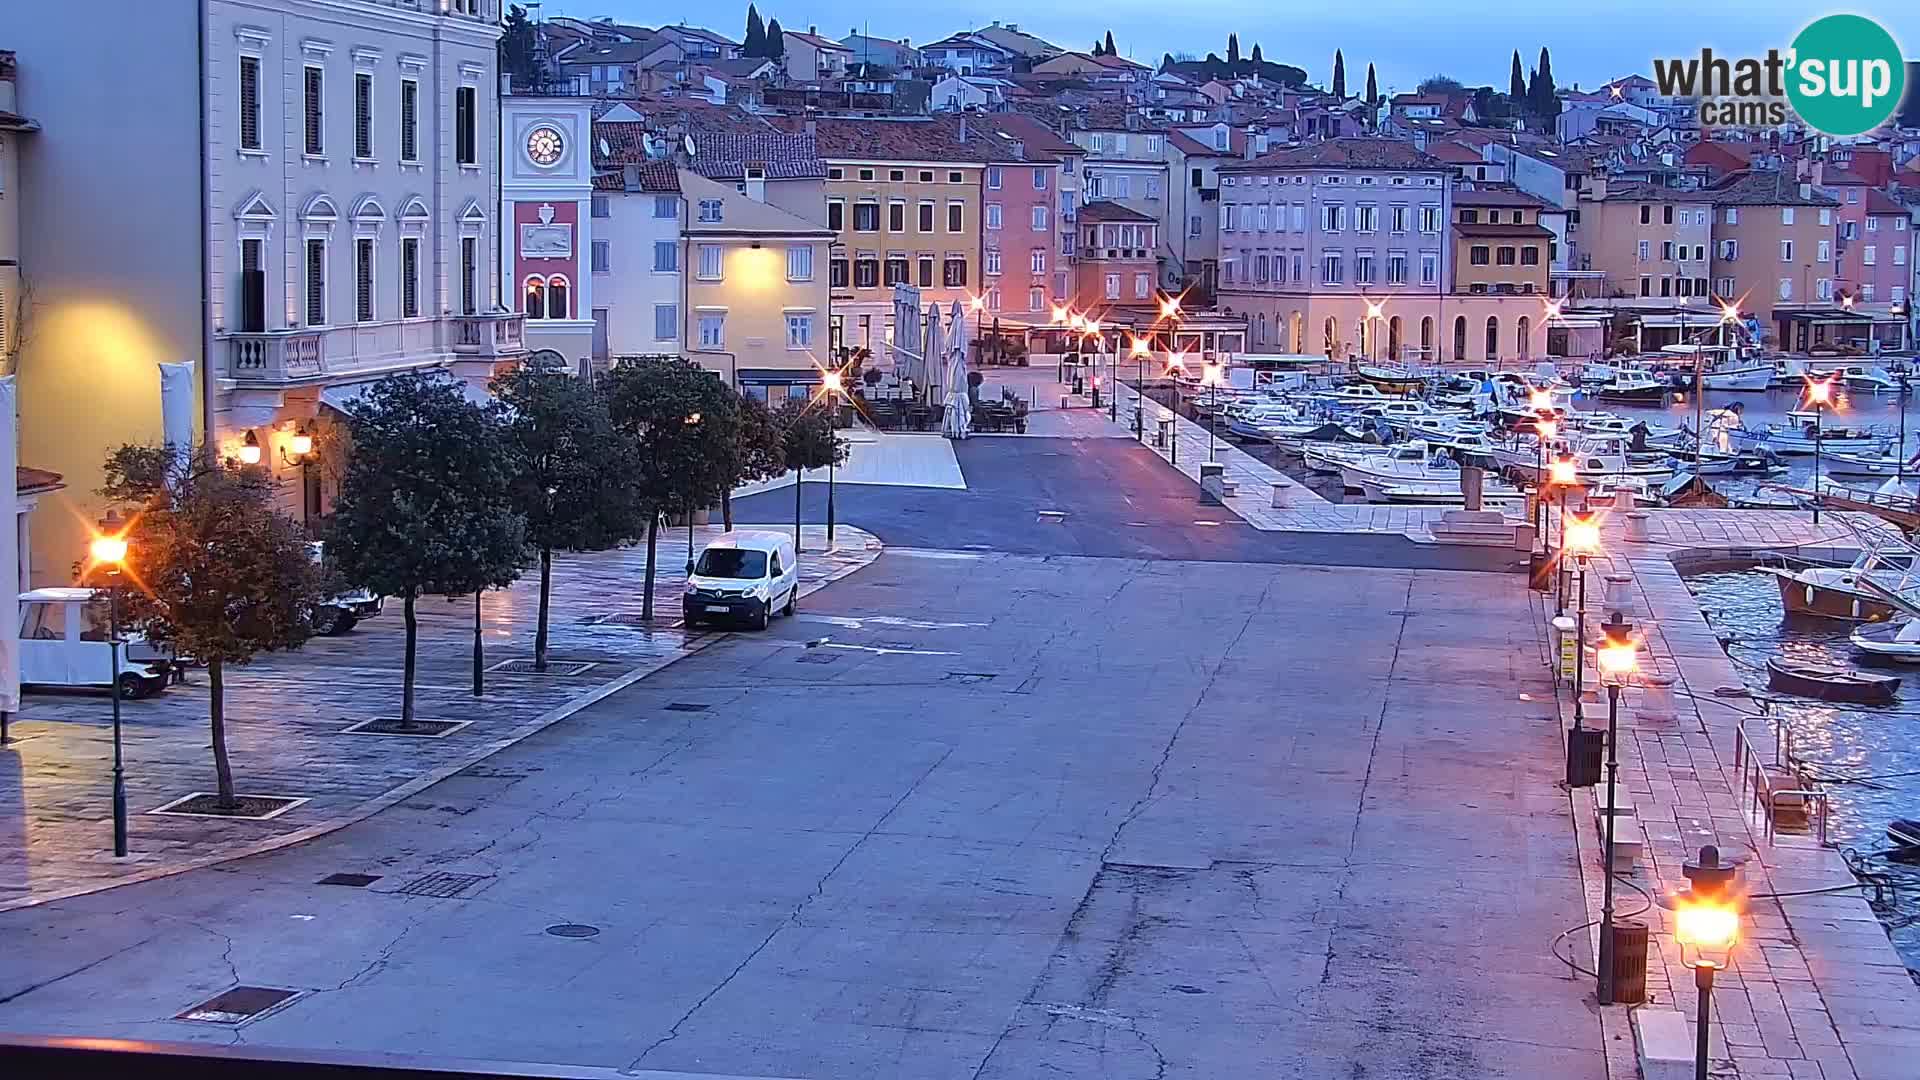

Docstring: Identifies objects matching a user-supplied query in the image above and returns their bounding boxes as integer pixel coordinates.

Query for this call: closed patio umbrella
[943,300,973,439]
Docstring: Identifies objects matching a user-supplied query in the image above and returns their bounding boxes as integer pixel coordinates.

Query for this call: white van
[682,531,799,630]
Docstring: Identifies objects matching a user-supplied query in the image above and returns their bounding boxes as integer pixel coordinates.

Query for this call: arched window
[1388,316,1403,362]
[1323,316,1338,358]
[523,276,546,320]
[546,274,571,320]
[1257,313,1267,345]
[1484,316,1500,362]
[1420,316,1434,357]
[1517,316,1532,360]
[1452,316,1467,363]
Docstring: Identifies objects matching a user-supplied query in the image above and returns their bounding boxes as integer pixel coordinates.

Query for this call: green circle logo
[1787,15,1905,136]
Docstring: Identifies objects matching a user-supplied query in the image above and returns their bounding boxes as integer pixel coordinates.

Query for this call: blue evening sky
[531,2,1917,96]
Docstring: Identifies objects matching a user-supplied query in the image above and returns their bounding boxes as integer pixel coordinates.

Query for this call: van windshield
[695,548,769,579]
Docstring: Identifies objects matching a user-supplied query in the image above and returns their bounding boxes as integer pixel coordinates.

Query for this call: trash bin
[1155,418,1171,448]
[1608,920,1649,1004]
[1567,727,1604,788]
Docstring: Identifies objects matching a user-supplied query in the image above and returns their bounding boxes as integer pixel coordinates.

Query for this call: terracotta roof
[1165,128,1245,157]
[18,466,64,495]
[968,112,1079,162]
[590,163,680,192]
[783,30,852,52]
[1708,169,1838,207]
[561,40,667,66]
[0,110,36,131]
[1865,189,1907,215]
[689,131,825,179]
[1453,222,1555,239]
[1078,199,1157,223]
[1423,140,1485,165]
[789,115,1001,163]
[1219,137,1441,172]
[1594,180,1712,203]
[1453,187,1552,209]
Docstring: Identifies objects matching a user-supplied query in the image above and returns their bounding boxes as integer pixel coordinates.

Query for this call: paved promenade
[0,526,880,910]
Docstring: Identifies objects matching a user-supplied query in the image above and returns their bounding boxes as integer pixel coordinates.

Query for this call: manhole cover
[341,718,471,738]
[487,659,598,676]
[545,923,601,939]
[317,872,381,888]
[943,672,997,683]
[395,871,491,898]
[664,702,711,712]
[177,985,302,1025]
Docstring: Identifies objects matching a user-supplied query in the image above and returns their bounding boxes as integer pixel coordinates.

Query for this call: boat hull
[1849,620,1920,662]
[1591,385,1671,404]
[1701,367,1773,392]
[1768,568,1899,622]
[1765,658,1898,704]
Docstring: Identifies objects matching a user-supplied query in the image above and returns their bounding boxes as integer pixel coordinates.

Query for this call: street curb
[0,534,883,914]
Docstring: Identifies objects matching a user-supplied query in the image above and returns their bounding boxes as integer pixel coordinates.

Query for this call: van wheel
[753,605,771,631]
[117,673,155,700]
[328,613,359,636]
[783,588,797,616]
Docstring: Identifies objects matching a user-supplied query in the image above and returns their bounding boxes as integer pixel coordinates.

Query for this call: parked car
[307,542,383,634]
[18,588,171,698]
[682,531,799,630]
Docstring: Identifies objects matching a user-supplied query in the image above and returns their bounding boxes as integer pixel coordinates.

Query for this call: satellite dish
[684,134,697,158]
[598,137,611,159]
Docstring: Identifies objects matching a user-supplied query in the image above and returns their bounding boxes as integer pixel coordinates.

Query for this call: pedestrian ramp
[735,432,967,495]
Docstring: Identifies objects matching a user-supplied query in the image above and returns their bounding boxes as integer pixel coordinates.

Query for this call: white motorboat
[1837,365,1909,395]
[1700,364,1775,392]
[1369,483,1527,506]
[1338,442,1476,492]
[1588,369,1672,404]
[1767,539,1920,622]
[1820,449,1913,480]
[1224,401,1304,439]
[1851,619,1920,662]
[1305,383,1394,411]
[1726,410,1892,456]
[1502,434,1676,484]
[1301,441,1373,474]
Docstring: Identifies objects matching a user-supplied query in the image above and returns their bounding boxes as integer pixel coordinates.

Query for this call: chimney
[1012,139,1026,160]
[623,163,641,191]
[805,107,818,139]
[1006,24,1019,32]
[1243,126,1257,159]
[809,25,817,35]
[959,114,969,142]
[1799,181,1812,200]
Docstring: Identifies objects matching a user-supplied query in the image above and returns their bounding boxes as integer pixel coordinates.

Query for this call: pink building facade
[981,160,1060,320]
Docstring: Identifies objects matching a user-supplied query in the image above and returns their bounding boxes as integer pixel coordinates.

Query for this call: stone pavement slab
[0,525,880,911]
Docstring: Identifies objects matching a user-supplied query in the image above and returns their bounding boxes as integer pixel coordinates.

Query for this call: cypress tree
[743,5,765,57]
[1104,30,1117,57]
[1534,47,1557,115]
[1365,63,1378,106]
[1250,43,1263,65]
[1510,51,1526,105]
[766,18,785,60]
[1332,50,1346,98]
[1228,34,1240,65]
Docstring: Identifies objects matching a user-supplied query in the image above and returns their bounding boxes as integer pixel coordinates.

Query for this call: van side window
[22,602,65,640]
[769,552,783,576]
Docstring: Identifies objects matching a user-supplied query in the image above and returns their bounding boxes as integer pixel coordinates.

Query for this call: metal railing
[1734,709,1831,848]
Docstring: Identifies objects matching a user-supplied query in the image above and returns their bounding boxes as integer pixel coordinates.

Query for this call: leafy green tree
[606,359,743,620]
[1227,34,1240,65]
[99,446,322,809]
[776,398,847,550]
[499,5,541,89]
[721,394,788,530]
[493,359,645,672]
[1509,51,1527,104]
[1332,50,1346,98]
[766,18,786,60]
[744,4,766,57]
[1419,74,1465,95]
[327,372,527,726]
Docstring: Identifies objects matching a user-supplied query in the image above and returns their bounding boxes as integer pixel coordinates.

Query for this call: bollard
[1060,394,1071,410]
[1623,510,1651,542]
[1603,572,1638,620]
[1272,479,1294,509]
[1636,671,1678,722]
[1461,465,1484,512]
[1614,487,1636,512]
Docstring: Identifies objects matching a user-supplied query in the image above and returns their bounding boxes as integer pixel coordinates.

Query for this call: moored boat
[1850,619,1920,663]
[1765,542,1920,622]
[1765,657,1898,705]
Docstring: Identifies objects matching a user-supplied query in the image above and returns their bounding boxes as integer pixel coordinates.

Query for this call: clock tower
[500,94,595,364]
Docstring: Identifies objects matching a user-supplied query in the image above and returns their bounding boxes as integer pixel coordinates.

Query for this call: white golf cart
[18,587,172,699]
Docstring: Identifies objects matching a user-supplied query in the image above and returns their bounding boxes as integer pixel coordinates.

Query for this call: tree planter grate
[149,793,309,820]
[395,871,491,898]
[943,672,998,684]
[341,718,471,738]
[317,873,381,888]
[486,659,598,676]
[664,702,711,712]
[177,986,302,1025]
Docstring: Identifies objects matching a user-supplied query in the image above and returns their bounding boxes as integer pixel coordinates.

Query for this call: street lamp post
[1130,337,1149,438]
[1201,361,1223,461]
[1566,515,1600,731]
[1166,354,1185,466]
[1806,377,1833,525]
[1534,415,1559,558]
[283,426,316,527]
[1549,456,1578,617]
[1596,612,1638,1004]
[90,523,131,858]
[821,373,844,549]
[1674,845,1741,1080]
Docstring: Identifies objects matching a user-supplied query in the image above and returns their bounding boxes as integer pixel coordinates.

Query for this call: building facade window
[787,245,813,281]
[943,257,968,286]
[884,254,909,286]
[697,244,723,280]
[401,237,420,316]
[697,199,723,223]
[590,239,610,274]
[654,303,677,341]
[827,201,845,230]
[698,312,725,347]
[354,73,374,158]
[239,56,262,151]
[461,236,478,315]
[829,258,849,287]
[1420,252,1437,285]
[786,313,813,348]
[400,79,419,161]
[947,203,964,232]
[455,86,476,164]
[1033,167,1048,190]
[854,256,879,288]
[655,195,678,218]
[654,241,677,272]
[984,249,1002,276]
[888,201,906,231]
[303,66,325,155]
[918,202,935,232]
[355,238,375,322]
[854,202,879,231]
[986,203,1002,230]
[1032,206,1049,231]
[1104,273,1120,299]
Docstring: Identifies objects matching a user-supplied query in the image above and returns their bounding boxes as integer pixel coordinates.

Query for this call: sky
[536,1,1918,96]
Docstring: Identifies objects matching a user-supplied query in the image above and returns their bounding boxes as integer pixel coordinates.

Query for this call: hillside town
[4,5,1920,1080]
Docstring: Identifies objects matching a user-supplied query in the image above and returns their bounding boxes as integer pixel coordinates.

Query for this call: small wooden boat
[1765,657,1899,704]
[1887,818,1920,851]
[1589,370,1672,404]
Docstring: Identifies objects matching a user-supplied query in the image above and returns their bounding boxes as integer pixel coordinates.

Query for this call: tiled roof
[591,163,680,192]
[1078,200,1157,223]
[1220,137,1441,172]
[1453,187,1552,209]
[690,131,827,180]
[561,40,664,66]
[1453,222,1555,239]
[1708,169,1838,207]
[1865,189,1907,215]
[0,110,36,131]
[968,112,1079,162]
[594,121,654,164]
[1424,140,1485,164]
[18,466,64,495]
[1596,180,1713,203]
[791,115,1001,163]
[783,30,852,52]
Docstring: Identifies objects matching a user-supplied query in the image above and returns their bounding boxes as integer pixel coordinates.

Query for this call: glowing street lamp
[236,430,263,466]
[1548,456,1579,615]
[1805,377,1835,524]
[819,371,847,548]
[1200,361,1225,461]
[1548,457,1579,487]
[1165,353,1188,466]
[89,516,133,858]
[1158,295,1182,321]
[1529,388,1555,414]
[1595,611,1638,1004]
[1565,513,1600,733]
[1674,845,1741,1080]
[1130,337,1150,438]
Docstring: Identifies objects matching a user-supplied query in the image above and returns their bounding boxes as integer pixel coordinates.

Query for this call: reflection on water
[1688,569,1920,973]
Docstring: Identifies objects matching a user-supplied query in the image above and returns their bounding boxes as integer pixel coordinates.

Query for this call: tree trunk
[642,514,659,621]
[722,489,734,531]
[401,592,418,727]
[209,658,235,809]
[534,545,553,672]
[794,470,803,550]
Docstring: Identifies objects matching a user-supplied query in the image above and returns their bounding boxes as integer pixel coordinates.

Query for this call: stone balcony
[225,313,526,386]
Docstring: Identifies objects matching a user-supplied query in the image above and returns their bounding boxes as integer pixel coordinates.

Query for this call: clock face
[527,126,564,166]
